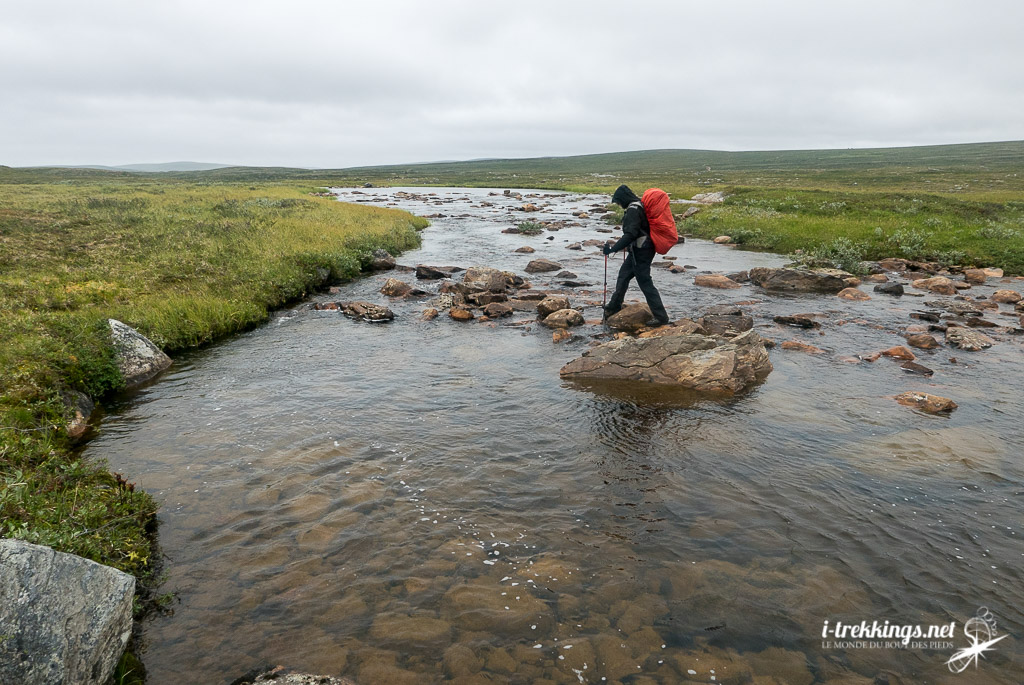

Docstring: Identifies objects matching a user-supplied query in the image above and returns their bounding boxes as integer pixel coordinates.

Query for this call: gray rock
[338,301,394,322]
[0,539,134,685]
[873,282,905,296]
[108,319,172,389]
[945,326,994,351]
[773,314,821,329]
[749,267,849,293]
[369,249,396,271]
[462,267,507,293]
[700,312,753,337]
[415,264,450,280]
[237,668,356,685]
[60,389,94,441]
[560,329,772,394]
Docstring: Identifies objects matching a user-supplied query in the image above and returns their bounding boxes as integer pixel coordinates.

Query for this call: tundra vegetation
[0,177,425,592]
[0,139,1022,678]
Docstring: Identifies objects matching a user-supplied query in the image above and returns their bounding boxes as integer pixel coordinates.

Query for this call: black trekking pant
[606,244,668,322]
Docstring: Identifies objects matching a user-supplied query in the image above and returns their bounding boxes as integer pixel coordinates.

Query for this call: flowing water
[90,188,1022,684]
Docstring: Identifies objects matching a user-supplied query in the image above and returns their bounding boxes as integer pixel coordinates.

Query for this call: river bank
[0,180,426,679]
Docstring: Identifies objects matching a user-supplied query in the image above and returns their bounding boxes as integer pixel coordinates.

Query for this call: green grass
[0,180,426,584]
[680,187,1024,272]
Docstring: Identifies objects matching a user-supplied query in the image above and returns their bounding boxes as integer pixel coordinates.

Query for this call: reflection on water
[91,188,1023,683]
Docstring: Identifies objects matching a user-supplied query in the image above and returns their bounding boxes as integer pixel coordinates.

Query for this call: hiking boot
[647,317,671,327]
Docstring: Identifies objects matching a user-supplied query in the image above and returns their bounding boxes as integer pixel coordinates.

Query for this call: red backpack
[641,188,679,254]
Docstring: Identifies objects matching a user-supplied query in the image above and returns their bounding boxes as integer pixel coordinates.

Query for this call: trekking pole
[603,253,608,311]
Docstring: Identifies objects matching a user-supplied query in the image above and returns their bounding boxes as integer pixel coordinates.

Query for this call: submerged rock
[874,282,905,296]
[905,333,940,350]
[837,287,870,301]
[895,391,957,414]
[694,273,741,289]
[560,329,772,395]
[780,340,825,354]
[773,314,821,329]
[108,319,172,389]
[945,326,994,350]
[236,667,356,685]
[748,267,849,293]
[699,307,753,337]
[0,539,135,685]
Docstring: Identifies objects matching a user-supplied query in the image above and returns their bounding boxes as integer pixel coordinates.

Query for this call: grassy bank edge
[0,183,427,680]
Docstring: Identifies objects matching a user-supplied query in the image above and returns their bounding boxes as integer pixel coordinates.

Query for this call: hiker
[603,184,670,325]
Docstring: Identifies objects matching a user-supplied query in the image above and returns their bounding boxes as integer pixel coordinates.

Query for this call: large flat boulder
[108,319,172,389]
[560,328,772,395]
[0,539,135,685]
[748,267,849,294]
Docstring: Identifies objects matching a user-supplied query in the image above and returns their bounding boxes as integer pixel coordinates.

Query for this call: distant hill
[25,161,232,172]
[4,141,1022,192]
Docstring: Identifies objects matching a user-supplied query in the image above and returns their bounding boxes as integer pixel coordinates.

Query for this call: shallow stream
[91,188,1022,684]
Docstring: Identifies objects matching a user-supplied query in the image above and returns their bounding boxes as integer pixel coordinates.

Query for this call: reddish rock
[422,308,438,321]
[905,334,939,350]
[881,346,916,360]
[552,329,572,343]
[900,361,934,376]
[780,341,825,354]
[991,289,1022,304]
[895,391,957,414]
[483,302,513,318]
[449,308,474,322]
[514,246,535,253]
[537,296,571,319]
[837,287,870,301]
[606,304,654,332]
[963,268,988,285]
[912,277,957,295]
[773,314,821,329]
[694,273,741,289]
[525,258,562,273]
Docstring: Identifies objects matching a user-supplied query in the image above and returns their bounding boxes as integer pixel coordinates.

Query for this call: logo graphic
[946,607,1007,673]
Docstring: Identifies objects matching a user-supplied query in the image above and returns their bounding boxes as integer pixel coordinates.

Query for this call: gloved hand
[602,243,613,256]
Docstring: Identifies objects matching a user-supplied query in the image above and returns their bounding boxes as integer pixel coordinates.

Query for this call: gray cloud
[2,0,1022,167]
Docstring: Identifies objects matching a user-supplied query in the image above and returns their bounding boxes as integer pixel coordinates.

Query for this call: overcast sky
[2,0,1022,168]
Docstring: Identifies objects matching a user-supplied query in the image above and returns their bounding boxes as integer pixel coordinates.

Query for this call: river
[90,187,1022,684]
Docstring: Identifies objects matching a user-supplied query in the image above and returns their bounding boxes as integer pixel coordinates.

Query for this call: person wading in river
[603,184,670,325]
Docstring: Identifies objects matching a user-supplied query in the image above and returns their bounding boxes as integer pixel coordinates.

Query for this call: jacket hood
[612,184,641,208]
